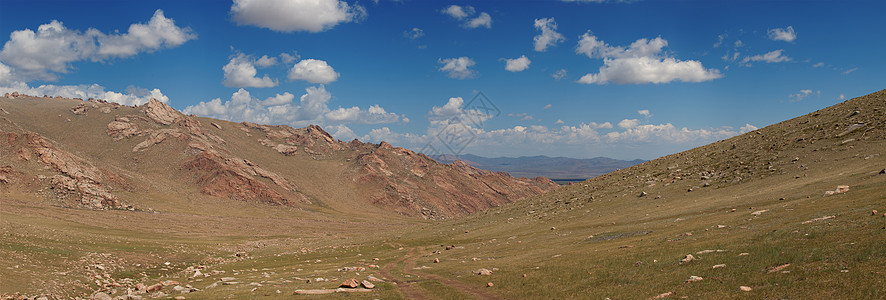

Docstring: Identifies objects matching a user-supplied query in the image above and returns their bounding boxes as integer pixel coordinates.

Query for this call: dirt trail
[379,246,504,300]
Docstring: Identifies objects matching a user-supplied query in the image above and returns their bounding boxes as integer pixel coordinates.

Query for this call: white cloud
[544,104,553,109]
[0,9,195,82]
[183,86,401,127]
[740,124,758,133]
[325,104,402,124]
[441,5,491,29]
[96,10,197,58]
[714,34,726,48]
[618,118,639,129]
[404,27,424,40]
[768,26,797,42]
[230,0,366,33]
[812,62,824,68]
[552,69,568,80]
[838,94,846,100]
[330,124,357,141]
[789,89,820,102]
[0,82,168,106]
[255,55,278,67]
[533,18,565,52]
[466,12,492,29]
[741,49,791,66]
[279,52,298,64]
[261,92,295,106]
[638,109,650,117]
[503,55,531,72]
[575,32,722,85]
[288,59,340,84]
[222,53,278,88]
[578,56,722,85]
[438,57,477,79]
[842,67,858,75]
[441,5,474,19]
[0,62,12,86]
[555,119,565,125]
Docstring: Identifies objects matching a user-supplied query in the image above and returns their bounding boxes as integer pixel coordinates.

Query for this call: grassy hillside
[2,89,885,299]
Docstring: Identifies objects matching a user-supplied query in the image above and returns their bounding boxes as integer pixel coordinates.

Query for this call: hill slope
[0,94,557,220]
[1,89,885,299]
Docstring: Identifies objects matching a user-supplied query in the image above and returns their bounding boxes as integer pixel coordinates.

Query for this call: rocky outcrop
[180,151,309,205]
[143,98,181,125]
[70,103,87,115]
[0,132,123,209]
[351,143,559,219]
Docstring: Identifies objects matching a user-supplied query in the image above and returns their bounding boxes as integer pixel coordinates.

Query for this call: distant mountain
[432,154,645,180]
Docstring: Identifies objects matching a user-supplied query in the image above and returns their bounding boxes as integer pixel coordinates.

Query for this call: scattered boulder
[340,278,360,288]
[433,258,440,263]
[211,122,222,129]
[274,144,298,156]
[145,283,163,292]
[802,215,835,224]
[71,103,87,115]
[880,169,886,175]
[767,263,791,273]
[361,280,375,289]
[476,268,494,275]
[685,275,704,283]
[740,286,753,292]
[751,210,768,216]
[680,254,696,264]
[90,292,112,300]
[836,185,850,193]
[486,282,494,287]
[712,264,726,269]
[638,191,648,197]
[652,292,674,299]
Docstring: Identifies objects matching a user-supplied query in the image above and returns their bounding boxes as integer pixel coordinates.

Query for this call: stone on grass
[90,292,112,300]
[486,282,494,287]
[680,254,695,264]
[740,286,753,292]
[476,268,493,275]
[361,280,375,289]
[686,276,703,283]
[340,278,360,288]
[712,264,726,269]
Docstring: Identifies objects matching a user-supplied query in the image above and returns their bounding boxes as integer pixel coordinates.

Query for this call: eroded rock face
[143,98,181,125]
[1,132,123,209]
[180,151,309,205]
[70,103,87,115]
[350,143,559,219]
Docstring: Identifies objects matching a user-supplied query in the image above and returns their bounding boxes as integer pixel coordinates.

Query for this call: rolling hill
[2,89,885,299]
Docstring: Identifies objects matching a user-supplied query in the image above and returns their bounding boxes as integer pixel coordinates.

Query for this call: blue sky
[1,0,884,160]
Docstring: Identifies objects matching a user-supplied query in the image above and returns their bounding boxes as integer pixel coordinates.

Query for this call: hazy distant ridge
[433,154,644,179]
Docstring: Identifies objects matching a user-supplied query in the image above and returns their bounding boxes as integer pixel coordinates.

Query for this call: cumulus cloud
[503,55,531,72]
[255,55,278,67]
[223,53,278,88]
[0,9,195,82]
[552,69,568,80]
[741,49,791,66]
[575,32,722,85]
[438,57,477,79]
[325,104,402,124]
[183,86,401,127]
[789,89,820,102]
[330,124,357,141]
[638,109,651,117]
[288,59,340,84]
[768,26,797,42]
[230,0,366,33]
[404,27,424,40]
[0,82,168,106]
[466,13,492,29]
[442,5,474,19]
[618,118,639,129]
[533,18,565,52]
[441,5,491,29]
[740,124,758,133]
